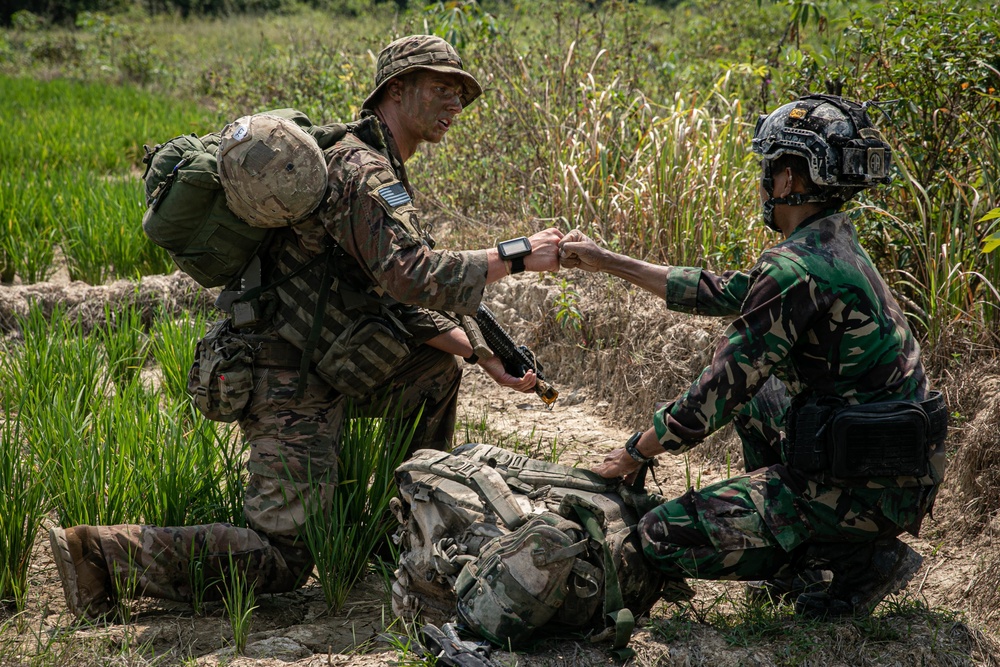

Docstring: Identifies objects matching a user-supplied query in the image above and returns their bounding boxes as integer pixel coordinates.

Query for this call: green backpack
[391,444,677,652]
[140,109,348,289]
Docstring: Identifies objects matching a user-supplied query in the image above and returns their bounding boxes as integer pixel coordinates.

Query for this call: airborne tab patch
[376,182,412,208]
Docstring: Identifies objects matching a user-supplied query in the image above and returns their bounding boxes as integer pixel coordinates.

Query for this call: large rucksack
[140,109,348,289]
[390,444,673,650]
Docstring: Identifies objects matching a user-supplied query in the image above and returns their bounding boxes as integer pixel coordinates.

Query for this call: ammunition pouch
[187,319,255,423]
[786,391,947,478]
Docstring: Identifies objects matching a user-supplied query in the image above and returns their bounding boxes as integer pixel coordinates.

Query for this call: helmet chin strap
[760,161,831,232]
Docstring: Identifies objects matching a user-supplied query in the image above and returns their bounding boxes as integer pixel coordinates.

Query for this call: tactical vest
[266,117,430,398]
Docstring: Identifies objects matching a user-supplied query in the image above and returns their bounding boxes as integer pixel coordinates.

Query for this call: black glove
[418,622,502,667]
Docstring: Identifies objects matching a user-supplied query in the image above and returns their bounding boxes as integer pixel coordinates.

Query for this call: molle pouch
[785,399,840,473]
[315,316,410,398]
[187,319,255,422]
[829,402,930,478]
[455,514,586,648]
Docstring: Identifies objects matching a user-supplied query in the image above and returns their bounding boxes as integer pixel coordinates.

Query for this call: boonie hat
[362,34,483,110]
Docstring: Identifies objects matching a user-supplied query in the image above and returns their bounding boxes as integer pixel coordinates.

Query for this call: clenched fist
[558,229,609,272]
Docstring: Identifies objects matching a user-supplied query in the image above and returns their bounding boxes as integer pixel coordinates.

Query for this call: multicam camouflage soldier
[560,94,946,619]
[50,34,564,618]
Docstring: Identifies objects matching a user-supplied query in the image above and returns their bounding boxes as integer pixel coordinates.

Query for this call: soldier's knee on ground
[638,493,712,555]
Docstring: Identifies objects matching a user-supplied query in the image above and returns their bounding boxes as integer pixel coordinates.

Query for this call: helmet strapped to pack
[752,94,893,231]
[218,113,328,229]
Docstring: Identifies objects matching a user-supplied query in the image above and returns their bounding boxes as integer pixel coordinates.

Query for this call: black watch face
[498,237,532,259]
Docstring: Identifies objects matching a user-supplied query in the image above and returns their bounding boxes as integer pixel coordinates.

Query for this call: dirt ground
[3,270,1000,666]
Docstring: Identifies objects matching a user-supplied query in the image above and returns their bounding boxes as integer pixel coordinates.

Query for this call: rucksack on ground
[140,109,347,289]
[390,444,670,650]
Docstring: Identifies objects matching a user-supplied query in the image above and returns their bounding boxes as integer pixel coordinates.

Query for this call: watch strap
[624,431,653,463]
[510,257,526,274]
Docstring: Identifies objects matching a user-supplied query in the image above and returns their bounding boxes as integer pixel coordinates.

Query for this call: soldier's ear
[774,167,795,198]
[386,77,405,103]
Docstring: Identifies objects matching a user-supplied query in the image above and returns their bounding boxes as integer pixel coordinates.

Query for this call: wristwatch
[624,431,654,464]
[497,236,532,274]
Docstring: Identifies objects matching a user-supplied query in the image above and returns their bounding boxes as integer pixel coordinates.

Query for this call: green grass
[222,551,258,655]
[299,402,418,613]
[0,75,223,284]
[0,1,997,661]
[2,302,245,530]
[2,0,997,354]
[0,411,48,612]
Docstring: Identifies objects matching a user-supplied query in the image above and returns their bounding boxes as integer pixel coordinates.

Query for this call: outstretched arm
[558,229,670,299]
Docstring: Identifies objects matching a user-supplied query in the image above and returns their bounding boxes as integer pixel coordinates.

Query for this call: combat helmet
[217,113,328,228]
[752,94,892,230]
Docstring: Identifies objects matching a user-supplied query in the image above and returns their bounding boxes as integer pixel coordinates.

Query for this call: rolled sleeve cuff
[395,308,460,346]
[664,266,703,313]
[455,248,490,313]
[653,401,702,454]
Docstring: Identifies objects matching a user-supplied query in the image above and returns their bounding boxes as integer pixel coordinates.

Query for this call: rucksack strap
[571,504,634,653]
[399,450,528,530]
[295,250,336,397]
[460,444,616,493]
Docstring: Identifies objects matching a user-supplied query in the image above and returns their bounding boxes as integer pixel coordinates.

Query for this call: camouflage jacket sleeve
[654,214,926,454]
[383,303,461,345]
[664,266,752,316]
[653,251,815,453]
[319,143,489,317]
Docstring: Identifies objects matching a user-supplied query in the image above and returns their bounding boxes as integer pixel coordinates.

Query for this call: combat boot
[661,577,696,603]
[745,569,832,604]
[794,537,922,619]
[49,525,115,620]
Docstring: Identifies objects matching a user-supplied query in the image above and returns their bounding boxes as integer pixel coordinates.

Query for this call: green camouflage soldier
[50,34,563,619]
[559,95,947,618]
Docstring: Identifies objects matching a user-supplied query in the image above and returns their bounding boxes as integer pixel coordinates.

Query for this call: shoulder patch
[376,182,412,208]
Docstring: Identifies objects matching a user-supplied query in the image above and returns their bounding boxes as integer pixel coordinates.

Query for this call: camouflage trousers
[639,377,930,581]
[96,343,462,603]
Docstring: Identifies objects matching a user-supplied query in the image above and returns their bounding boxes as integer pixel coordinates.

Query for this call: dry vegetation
[1,0,999,664]
[2,270,1000,666]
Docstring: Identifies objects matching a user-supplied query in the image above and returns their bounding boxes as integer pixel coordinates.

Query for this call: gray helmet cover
[218,113,328,229]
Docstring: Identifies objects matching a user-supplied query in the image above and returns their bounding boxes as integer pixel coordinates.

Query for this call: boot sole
[48,527,86,618]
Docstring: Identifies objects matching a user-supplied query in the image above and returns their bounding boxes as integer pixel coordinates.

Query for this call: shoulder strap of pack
[458,444,618,493]
[570,503,634,655]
